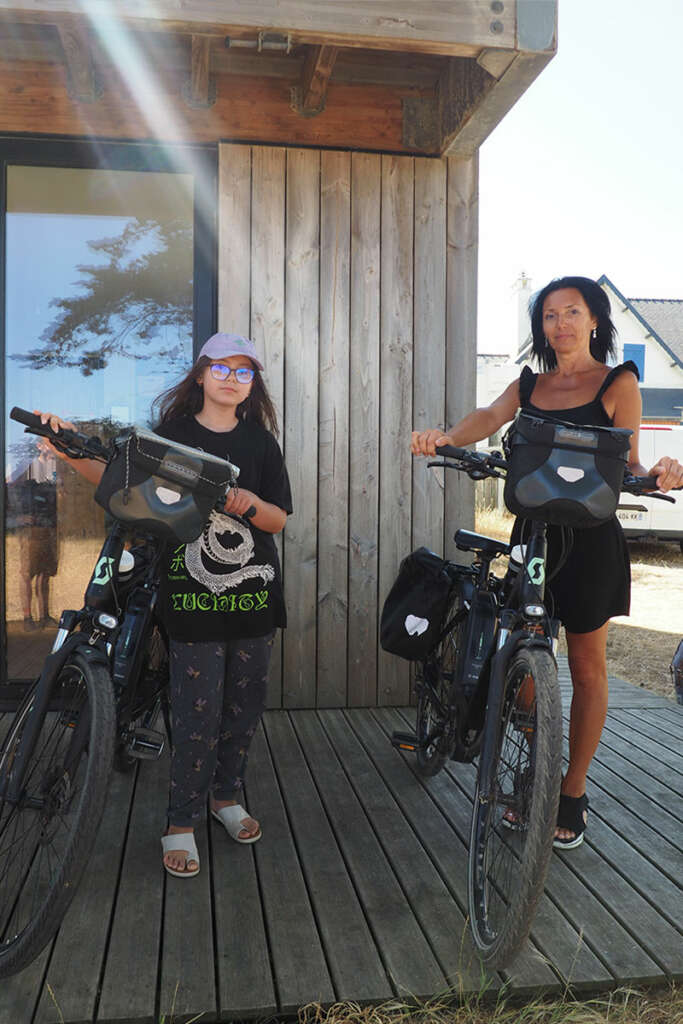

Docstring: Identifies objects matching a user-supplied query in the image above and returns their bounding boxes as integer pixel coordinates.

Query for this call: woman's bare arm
[411,377,521,456]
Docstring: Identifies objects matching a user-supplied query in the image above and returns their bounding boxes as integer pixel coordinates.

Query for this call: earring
[591,328,597,340]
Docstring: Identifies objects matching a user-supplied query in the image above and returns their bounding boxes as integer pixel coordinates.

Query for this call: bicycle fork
[0,637,103,806]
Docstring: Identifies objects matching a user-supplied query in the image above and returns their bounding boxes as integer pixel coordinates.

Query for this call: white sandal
[161,832,200,877]
[211,804,262,844]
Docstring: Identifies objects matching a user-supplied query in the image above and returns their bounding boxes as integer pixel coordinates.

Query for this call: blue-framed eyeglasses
[210,363,255,384]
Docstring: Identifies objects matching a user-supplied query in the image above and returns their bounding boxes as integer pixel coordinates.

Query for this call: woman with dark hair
[412,276,683,849]
[36,332,292,878]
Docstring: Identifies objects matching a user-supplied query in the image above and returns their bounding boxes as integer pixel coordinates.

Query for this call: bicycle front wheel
[0,650,115,978]
[467,646,562,968]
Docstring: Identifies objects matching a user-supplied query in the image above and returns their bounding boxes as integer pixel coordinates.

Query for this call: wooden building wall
[218,143,477,709]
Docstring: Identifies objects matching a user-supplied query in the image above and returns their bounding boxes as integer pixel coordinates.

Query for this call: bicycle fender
[73,643,111,671]
[476,631,555,802]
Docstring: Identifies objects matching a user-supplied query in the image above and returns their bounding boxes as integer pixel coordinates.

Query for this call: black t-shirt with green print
[153,416,292,641]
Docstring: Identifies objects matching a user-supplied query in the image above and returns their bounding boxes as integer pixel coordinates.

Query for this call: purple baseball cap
[198,332,264,371]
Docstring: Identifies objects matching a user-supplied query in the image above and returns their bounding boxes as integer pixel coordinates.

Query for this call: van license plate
[618,510,646,522]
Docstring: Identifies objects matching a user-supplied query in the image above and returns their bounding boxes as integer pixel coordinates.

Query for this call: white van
[617,424,683,551]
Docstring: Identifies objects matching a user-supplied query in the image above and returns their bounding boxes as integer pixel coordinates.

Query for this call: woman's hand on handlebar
[648,456,683,493]
[411,428,453,457]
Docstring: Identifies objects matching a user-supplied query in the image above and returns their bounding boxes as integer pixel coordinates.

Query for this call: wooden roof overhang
[0,2,557,155]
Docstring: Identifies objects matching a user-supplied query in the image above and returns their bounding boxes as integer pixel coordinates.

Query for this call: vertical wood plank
[412,157,447,555]
[218,142,251,335]
[251,145,286,707]
[317,150,351,707]
[283,148,320,707]
[348,152,381,707]
[445,154,478,558]
[378,154,414,706]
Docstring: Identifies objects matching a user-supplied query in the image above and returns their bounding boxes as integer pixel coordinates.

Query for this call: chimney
[515,272,533,355]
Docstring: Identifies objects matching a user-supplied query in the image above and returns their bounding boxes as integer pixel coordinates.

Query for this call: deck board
[1,662,682,1022]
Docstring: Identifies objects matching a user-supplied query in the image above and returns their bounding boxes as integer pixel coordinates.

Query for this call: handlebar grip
[244,505,257,520]
[10,407,45,431]
[434,443,469,460]
[632,475,659,491]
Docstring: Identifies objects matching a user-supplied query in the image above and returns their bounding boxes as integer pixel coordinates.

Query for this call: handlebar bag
[94,428,238,543]
[380,547,454,661]
[503,412,632,528]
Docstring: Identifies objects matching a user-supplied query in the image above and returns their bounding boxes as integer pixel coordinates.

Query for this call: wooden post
[445,154,478,556]
[378,154,414,706]
[348,152,381,707]
[317,150,351,706]
[283,148,320,708]
[291,45,338,117]
[183,34,216,107]
[56,22,100,102]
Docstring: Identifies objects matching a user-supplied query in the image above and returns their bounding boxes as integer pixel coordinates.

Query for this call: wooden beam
[441,50,554,156]
[440,0,557,156]
[291,45,337,117]
[182,33,215,107]
[0,59,426,153]
[56,21,100,101]
[439,57,495,154]
[0,2,515,56]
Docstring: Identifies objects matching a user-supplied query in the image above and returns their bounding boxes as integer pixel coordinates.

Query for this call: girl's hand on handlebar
[224,486,258,518]
[411,428,452,457]
[34,410,77,460]
[648,456,683,492]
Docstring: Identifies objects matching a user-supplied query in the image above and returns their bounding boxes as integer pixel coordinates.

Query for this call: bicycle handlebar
[10,406,110,461]
[427,444,679,502]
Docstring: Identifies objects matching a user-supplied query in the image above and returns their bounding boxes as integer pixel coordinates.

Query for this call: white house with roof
[598,275,683,423]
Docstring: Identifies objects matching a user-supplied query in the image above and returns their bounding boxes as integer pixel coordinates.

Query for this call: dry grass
[475,509,682,701]
[298,984,682,1024]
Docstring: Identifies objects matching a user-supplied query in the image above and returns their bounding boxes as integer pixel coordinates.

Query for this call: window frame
[0,136,217,683]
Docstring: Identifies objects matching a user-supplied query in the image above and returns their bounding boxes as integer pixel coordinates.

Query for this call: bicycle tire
[467,646,562,968]
[415,587,466,777]
[0,650,115,978]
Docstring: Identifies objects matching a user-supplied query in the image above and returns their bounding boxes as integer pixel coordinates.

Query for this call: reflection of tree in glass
[14,218,192,376]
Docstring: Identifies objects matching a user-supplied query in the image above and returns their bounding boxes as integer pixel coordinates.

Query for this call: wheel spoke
[468,647,562,968]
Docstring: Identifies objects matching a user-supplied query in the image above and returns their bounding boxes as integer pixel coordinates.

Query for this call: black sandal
[553,793,589,850]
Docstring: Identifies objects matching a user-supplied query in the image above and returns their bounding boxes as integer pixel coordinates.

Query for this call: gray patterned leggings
[167,632,275,827]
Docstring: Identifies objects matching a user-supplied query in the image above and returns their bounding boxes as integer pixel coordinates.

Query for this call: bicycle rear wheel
[415,588,466,777]
[0,650,115,978]
[467,646,562,967]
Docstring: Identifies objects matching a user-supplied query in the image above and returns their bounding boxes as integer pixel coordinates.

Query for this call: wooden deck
[2,661,682,1024]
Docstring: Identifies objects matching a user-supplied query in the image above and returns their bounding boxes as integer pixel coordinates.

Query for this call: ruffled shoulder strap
[595,360,640,401]
[518,365,537,406]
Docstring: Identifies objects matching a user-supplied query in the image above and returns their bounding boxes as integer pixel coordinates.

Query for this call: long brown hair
[153,356,280,437]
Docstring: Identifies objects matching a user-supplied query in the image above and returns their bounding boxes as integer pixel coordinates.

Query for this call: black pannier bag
[380,547,454,661]
[94,427,237,544]
[503,412,632,528]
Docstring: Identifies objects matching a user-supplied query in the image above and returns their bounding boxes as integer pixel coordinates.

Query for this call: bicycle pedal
[391,731,420,752]
[127,728,165,760]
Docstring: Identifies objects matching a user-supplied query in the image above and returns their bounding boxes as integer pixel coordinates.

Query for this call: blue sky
[478,0,683,356]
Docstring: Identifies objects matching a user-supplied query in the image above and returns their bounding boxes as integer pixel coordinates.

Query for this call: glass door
[3,148,214,681]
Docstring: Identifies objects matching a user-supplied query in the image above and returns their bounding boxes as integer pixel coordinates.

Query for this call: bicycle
[390,442,675,968]
[0,407,242,978]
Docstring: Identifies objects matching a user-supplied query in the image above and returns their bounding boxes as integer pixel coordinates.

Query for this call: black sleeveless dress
[509,361,639,634]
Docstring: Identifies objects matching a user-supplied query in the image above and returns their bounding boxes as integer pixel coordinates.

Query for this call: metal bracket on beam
[402,97,439,153]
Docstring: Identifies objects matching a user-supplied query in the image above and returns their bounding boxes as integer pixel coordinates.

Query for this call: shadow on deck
[2,661,682,1023]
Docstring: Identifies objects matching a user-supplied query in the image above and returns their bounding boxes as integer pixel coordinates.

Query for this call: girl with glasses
[37,332,292,878]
